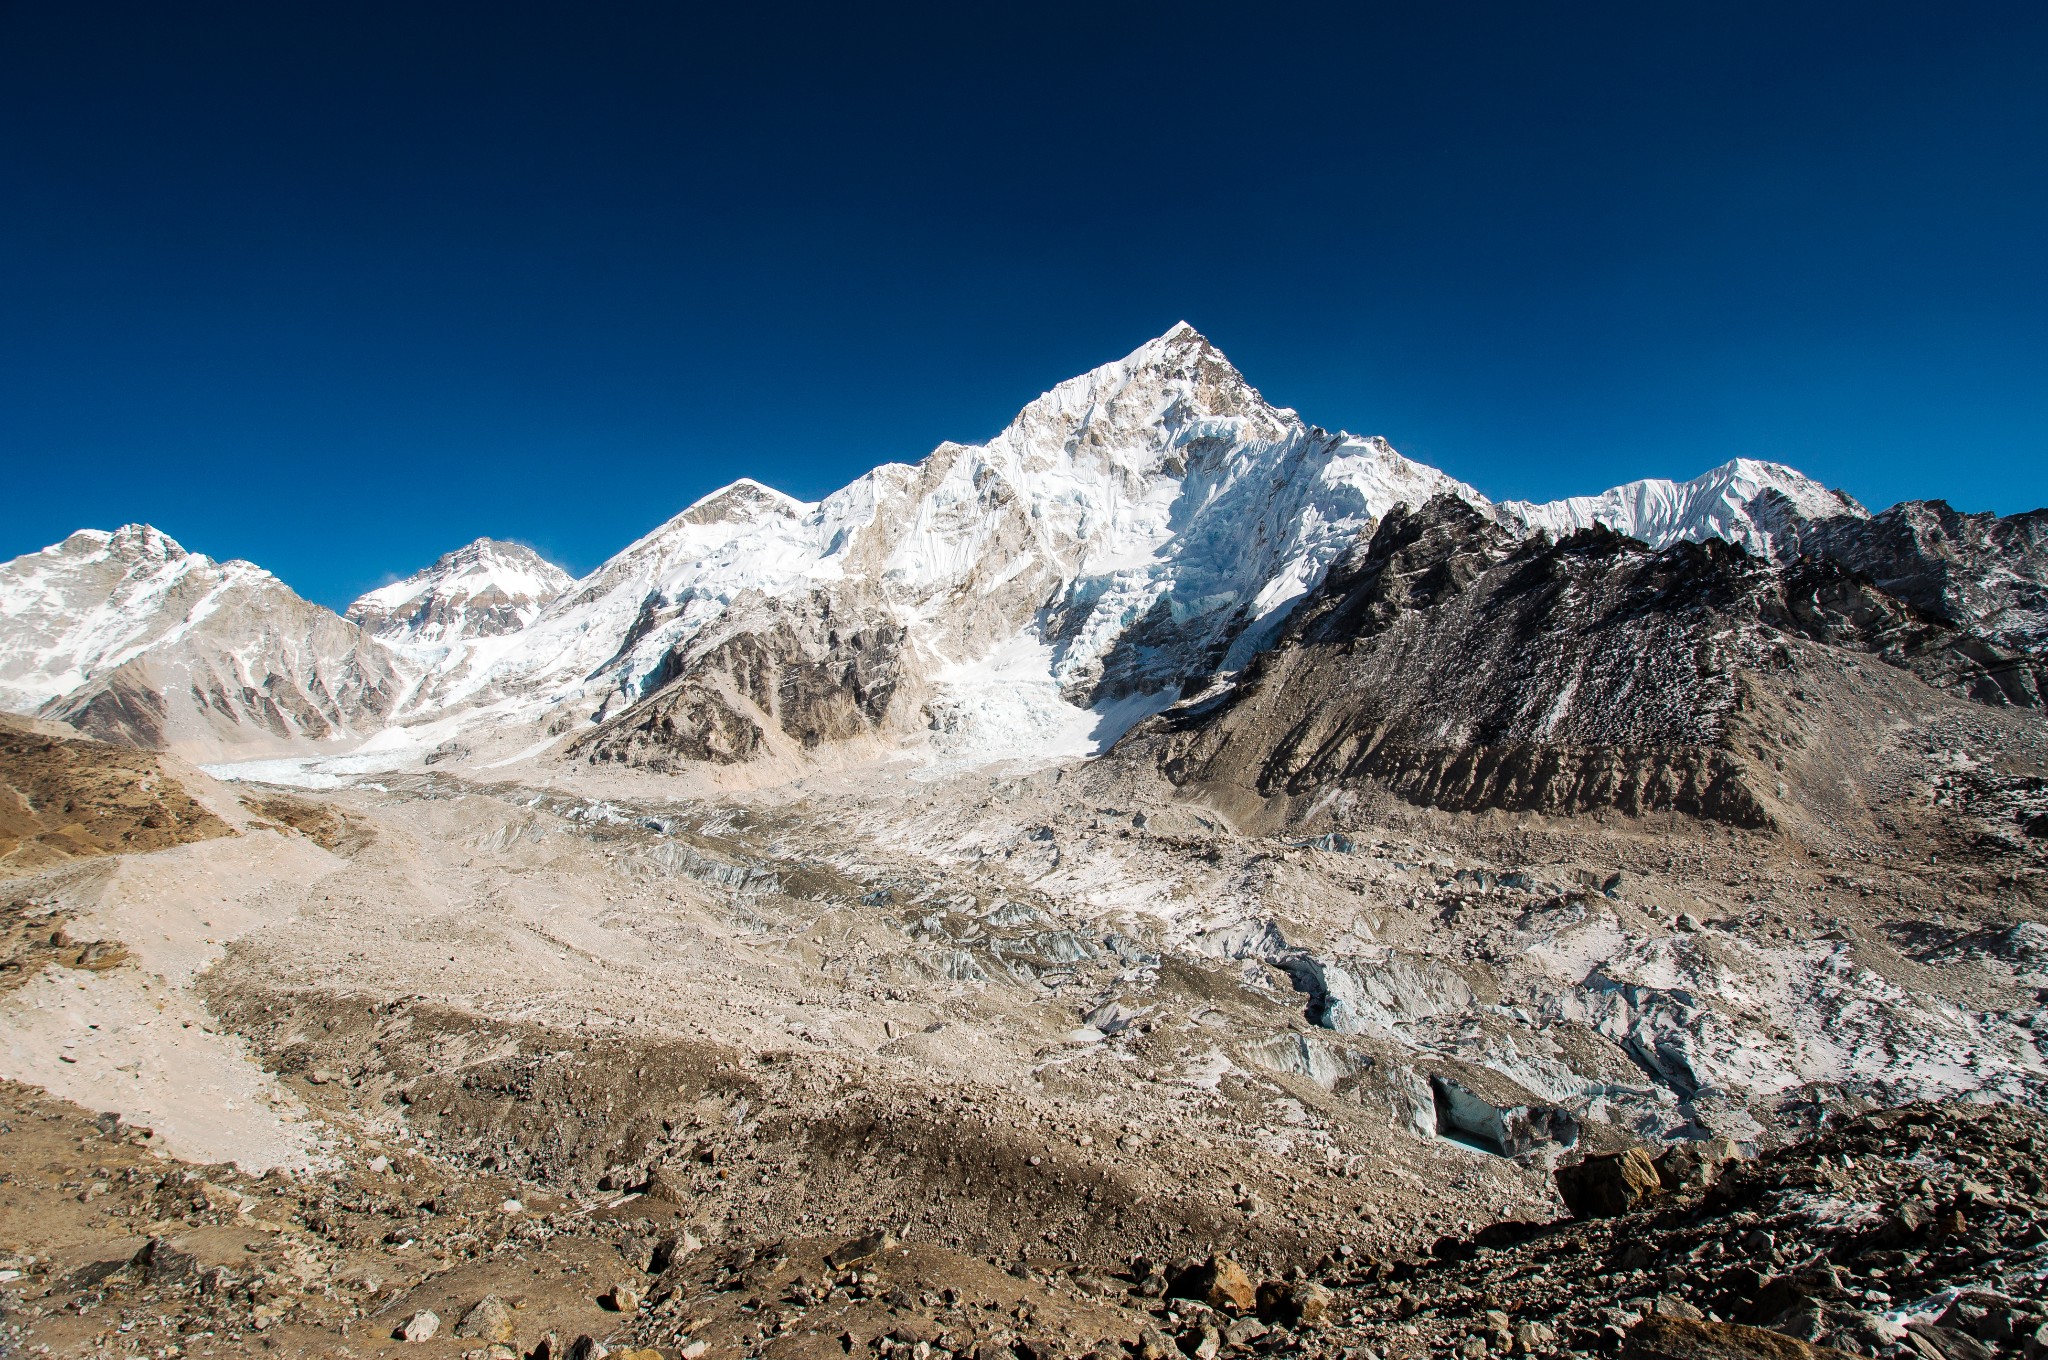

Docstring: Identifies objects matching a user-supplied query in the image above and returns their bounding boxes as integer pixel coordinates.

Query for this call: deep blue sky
[3,3,2043,610]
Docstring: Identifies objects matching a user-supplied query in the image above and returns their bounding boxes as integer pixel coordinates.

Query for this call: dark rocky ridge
[1774,500,2048,707]
[1128,495,2048,829]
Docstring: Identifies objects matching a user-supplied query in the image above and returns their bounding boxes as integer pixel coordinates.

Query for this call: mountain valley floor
[0,709,2042,1360]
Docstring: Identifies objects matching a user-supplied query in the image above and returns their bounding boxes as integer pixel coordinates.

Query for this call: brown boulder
[1655,1135,1740,1191]
[1169,1255,1257,1313]
[1255,1279,1333,1327]
[1556,1146,1664,1219]
[643,1160,692,1203]
[453,1294,516,1343]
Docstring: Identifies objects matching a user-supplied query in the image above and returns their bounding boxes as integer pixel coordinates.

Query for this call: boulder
[1255,1279,1334,1327]
[454,1294,516,1343]
[1556,1147,1664,1219]
[643,1160,692,1203]
[1906,1324,1995,1360]
[1169,1255,1257,1313]
[1655,1136,1740,1191]
[649,1230,702,1273]
[1134,1329,1179,1360]
[827,1229,899,1268]
[130,1237,200,1287]
[397,1309,440,1343]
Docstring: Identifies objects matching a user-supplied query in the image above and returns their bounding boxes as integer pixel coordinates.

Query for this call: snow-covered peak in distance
[0,524,275,713]
[0,523,404,755]
[1497,457,1868,558]
[347,537,573,646]
[4,325,1902,775]
[444,322,1490,734]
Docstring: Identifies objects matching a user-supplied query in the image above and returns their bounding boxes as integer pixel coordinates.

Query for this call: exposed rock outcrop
[1129,494,2047,828]
[571,594,913,769]
[0,525,405,757]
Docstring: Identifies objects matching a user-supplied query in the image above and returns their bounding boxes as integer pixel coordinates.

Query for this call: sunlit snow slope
[0,526,402,755]
[16,322,2023,774]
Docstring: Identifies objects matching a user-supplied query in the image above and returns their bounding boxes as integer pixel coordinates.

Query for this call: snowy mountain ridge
[0,525,284,713]
[347,538,573,647]
[462,324,1487,724]
[0,323,1973,771]
[1495,456,1867,557]
[0,524,404,756]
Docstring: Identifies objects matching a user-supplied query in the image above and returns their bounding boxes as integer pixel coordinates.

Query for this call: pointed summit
[348,538,572,645]
[680,477,811,526]
[1117,319,1215,371]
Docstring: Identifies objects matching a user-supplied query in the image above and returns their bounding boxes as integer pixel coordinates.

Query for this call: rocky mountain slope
[0,714,232,874]
[2,328,2045,1360]
[0,689,2039,1358]
[467,324,1493,772]
[0,526,404,758]
[1124,493,2048,832]
[2,326,2043,795]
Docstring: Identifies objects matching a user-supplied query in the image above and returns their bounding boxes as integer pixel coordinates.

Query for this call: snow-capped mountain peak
[1497,457,1867,557]
[0,523,269,712]
[471,324,1499,770]
[347,538,573,646]
[16,325,1998,778]
[679,478,812,526]
[0,523,401,754]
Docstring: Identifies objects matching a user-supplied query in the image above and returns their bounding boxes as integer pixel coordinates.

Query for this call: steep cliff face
[1133,499,1778,824]
[569,592,914,769]
[1128,495,2046,828]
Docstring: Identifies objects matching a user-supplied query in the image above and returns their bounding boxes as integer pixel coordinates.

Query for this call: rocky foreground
[2,1079,2043,1360]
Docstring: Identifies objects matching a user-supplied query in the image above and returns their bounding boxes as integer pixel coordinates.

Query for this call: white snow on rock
[423,323,1491,733]
[1496,457,1867,558]
[347,538,572,646]
[0,525,405,757]
[5,325,1889,771]
[0,525,266,713]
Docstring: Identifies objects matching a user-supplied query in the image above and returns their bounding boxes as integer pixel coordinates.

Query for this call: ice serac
[1496,458,1867,558]
[347,538,573,646]
[0,525,402,757]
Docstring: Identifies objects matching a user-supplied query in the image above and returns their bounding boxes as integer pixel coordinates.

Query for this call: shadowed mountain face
[1127,496,2048,829]
[1775,500,2048,703]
